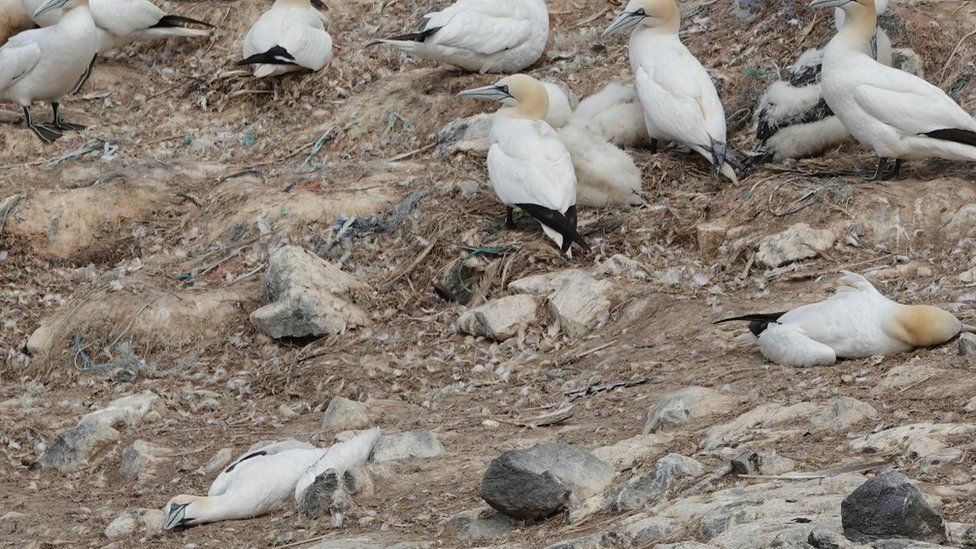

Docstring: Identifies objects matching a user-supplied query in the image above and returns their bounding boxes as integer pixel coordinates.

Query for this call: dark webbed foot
[51,102,86,131]
[23,107,62,143]
[505,206,516,230]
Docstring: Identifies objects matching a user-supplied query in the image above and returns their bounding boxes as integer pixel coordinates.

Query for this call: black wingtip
[236,45,296,66]
[924,128,976,148]
[154,14,214,29]
[516,203,590,255]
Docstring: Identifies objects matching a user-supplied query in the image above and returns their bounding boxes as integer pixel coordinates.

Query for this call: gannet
[814,0,976,179]
[0,0,97,142]
[604,0,739,183]
[752,0,892,164]
[237,0,333,78]
[718,272,976,367]
[376,0,548,74]
[0,0,35,47]
[20,0,211,53]
[163,429,380,530]
[573,81,650,148]
[458,74,589,255]
[543,82,643,208]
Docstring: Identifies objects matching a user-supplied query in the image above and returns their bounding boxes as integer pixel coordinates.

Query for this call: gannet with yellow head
[718,272,976,367]
[0,0,97,142]
[813,0,976,179]
[604,0,739,183]
[458,74,589,255]
[237,0,333,78]
[377,0,548,74]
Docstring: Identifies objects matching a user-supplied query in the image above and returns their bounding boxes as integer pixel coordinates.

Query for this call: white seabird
[0,0,36,47]
[814,0,976,179]
[294,427,380,527]
[376,0,549,74]
[458,74,589,255]
[604,0,740,183]
[752,0,893,163]
[20,0,211,53]
[573,80,650,148]
[238,0,333,78]
[162,429,380,530]
[718,272,976,367]
[0,0,97,142]
[542,81,643,208]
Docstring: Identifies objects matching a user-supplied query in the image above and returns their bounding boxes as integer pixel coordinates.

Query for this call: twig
[565,377,655,400]
[737,460,889,480]
[941,28,976,84]
[387,141,436,162]
[494,405,574,428]
[0,194,24,235]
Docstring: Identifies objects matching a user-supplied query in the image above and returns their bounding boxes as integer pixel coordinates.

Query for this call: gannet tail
[924,128,976,149]
[517,204,590,254]
[237,46,296,66]
[154,15,215,29]
[715,311,787,337]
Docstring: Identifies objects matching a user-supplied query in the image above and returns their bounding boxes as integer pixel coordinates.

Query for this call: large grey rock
[37,421,120,471]
[644,387,732,434]
[507,269,592,297]
[322,397,370,431]
[250,245,369,339]
[120,440,173,482]
[547,274,613,338]
[370,430,443,462]
[850,423,976,459]
[435,113,492,156]
[611,453,703,511]
[841,472,946,543]
[757,223,836,268]
[810,397,878,432]
[702,402,820,450]
[457,294,538,341]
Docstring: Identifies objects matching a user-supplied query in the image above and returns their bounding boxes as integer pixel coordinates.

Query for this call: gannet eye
[633,8,646,16]
[499,85,510,95]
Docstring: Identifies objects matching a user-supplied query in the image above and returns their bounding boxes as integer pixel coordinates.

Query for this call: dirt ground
[1,0,976,547]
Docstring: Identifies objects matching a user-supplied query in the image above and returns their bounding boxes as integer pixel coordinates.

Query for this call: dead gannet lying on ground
[21,0,211,53]
[815,0,976,179]
[238,0,332,78]
[376,0,548,74]
[604,0,740,183]
[163,429,380,529]
[0,0,97,142]
[458,74,589,256]
[718,272,976,367]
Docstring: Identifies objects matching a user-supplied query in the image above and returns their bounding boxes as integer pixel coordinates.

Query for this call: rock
[730,451,795,476]
[507,269,591,297]
[656,542,719,549]
[841,471,946,543]
[874,359,942,392]
[807,528,851,548]
[434,256,487,305]
[702,402,820,450]
[480,443,614,520]
[250,245,369,339]
[456,294,538,341]
[547,274,613,338]
[307,539,382,549]
[810,397,878,432]
[946,522,976,546]
[959,333,976,356]
[850,423,976,459]
[435,113,492,156]
[644,387,732,434]
[965,397,976,412]
[595,254,647,280]
[104,508,163,539]
[104,514,136,538]
[611,453,703,511]
[370,430,443,462]
[757,223,836,268]
[944,203,976,239]
[37,421,120,471]
[697,223,728,256]
[591,433,672,470]
[547,514,681,548]
[322,397,370,431]
[120,440,172,482]
[80,391,161,430]
[198,447,233,476]
[456,512,516,542]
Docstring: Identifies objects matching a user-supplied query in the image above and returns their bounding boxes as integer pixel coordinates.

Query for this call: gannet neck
[654,0,680,35]
[832,0,877,51]
[275,0,311,7]
[885,305,962,347]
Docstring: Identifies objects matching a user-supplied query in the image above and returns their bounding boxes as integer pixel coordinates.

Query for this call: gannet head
[457,74,550,120]
[604,0,679,37]
[162,495,207,530]
[885,305,966,347]
[33,0,83,17]
[809,0,874,14]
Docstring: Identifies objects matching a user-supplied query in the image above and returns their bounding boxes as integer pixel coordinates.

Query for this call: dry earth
[1,0,976,547]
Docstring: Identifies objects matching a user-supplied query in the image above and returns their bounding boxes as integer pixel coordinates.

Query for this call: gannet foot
[861,158,902,181]
[505,207,516,229]
[650,138,658,154]
[51,103,86,132]
[22,108,62,143]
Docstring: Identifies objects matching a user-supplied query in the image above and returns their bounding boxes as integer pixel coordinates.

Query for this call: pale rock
[307,539,382,549]
[611,453,703,511]
[456,512,516,541]
[874,359,942,392]
[920,447,964,472]
[946,522,976,546]
[850,423,976,459]
[965,396,976,412]
[37,421,120,471]
[591,433,672,470]
[809,397,878,432]
[104,508,163,539]
[756,223,836,268]
[457,295,538,341]
[701,402,820,450]
[198,448,233,476]
[322,397,370,431]
[371,430,443,462]
[644,387,732,434]
[547,514,681,548]
[80,391,161,431]
[944,203,976,239]
[435,113,492,157]
[959,333,976,356]
[507,269,592,297]
[120,440,173,482]
[595,254,647,280]
[697,223,728,256]
[730,451,795,476]
[547,274,613,338]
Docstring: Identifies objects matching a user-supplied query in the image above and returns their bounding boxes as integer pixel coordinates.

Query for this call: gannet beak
[457,84,513,102]
[33,0,69,17]
[163,502,191,530]
[603,11,646,37]
[808,0,850,8]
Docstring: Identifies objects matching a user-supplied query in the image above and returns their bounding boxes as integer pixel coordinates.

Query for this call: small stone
[370,430,443,462]
[959,333,976,356]
[547,274,613,338]
[730,451,795,476]
[198,447,233,476]
[457,295,538,341]
[322,397,370,431]
[278,404,300,418]
[808,528,851,548]
[946,522,976,545]
[810,397,878,432]
[38,421,120,471]
[757,223,836,268]
[697,223,728,256]
[80,391,161,430]
[456,512,516,541]
[964,397,976,412]
[104,514,136,538]
[595,254,647,280]
[841,471,946,543]
[875,360,942,392]
[120,440,172,482]
[944,204,976,239]
[644,387,732,434]
[611,453,703,511]
[104,508,163,539]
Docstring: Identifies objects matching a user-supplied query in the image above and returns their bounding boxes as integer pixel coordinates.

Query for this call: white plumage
[0,0,97,142]
[817,0,976,176]
[377,0,548,74]
[162,429,380,529]
[20,0,210,53]
[240,0,333,78]
[573,81,650,148]
[294,427,380,502]
[722,272,975,367]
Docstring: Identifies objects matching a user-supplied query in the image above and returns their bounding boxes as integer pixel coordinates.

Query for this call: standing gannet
[718,272,976,367]
[237,0,332,78]
[1,0,35,47]
[20,0,211,53]
[0,0,96,142]
[543,82,643,208]
[752,0,892,164]
[573,81,650,148]
[814,0,976,179]
[162,429,380,530]
[458,74,589,255]
[604,0,739,183]
[376,0,548,74]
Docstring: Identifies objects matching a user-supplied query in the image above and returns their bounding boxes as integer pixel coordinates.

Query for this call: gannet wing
[0,32,42,89]
[758,323,837,367]
[89,0,165,36]
[852,74,976,137]
[423,0,533,55]
[487,121,575,212]
[634,51,725,146]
